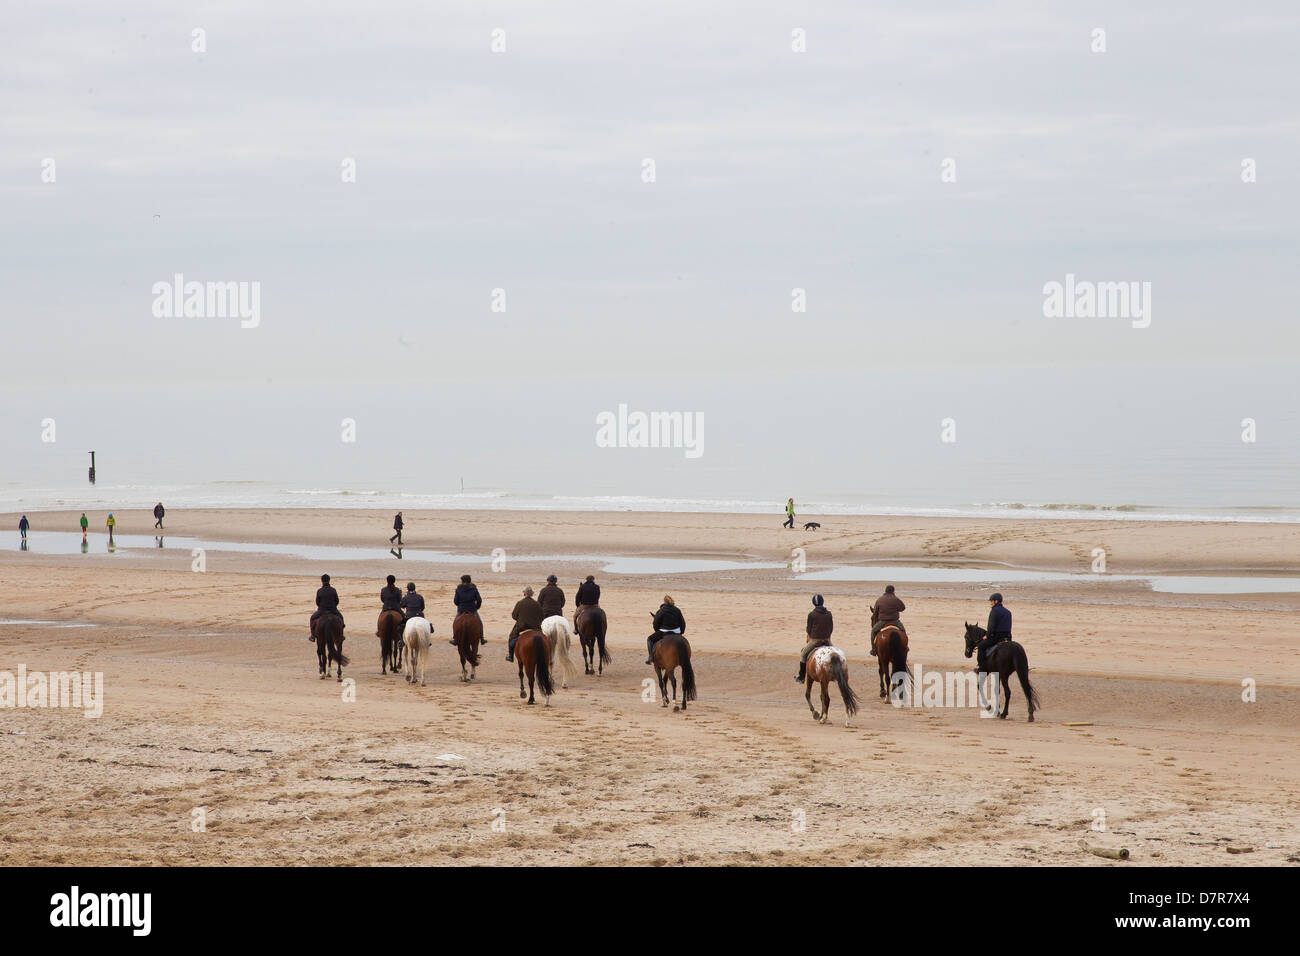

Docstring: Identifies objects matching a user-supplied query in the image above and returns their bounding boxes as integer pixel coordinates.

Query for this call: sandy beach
[1,508,1297,866]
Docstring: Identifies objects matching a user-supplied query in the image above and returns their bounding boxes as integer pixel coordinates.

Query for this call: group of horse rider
[794,587,1014,680]
[311,573,1015,677]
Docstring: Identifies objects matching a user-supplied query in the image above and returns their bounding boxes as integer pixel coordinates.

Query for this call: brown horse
[574,606,611,675]
[376,609,404,674]
[312,612,349,682]
[804,644,859,726]
[452,611,483,682]
[514,629,555,705]
[650,633,696,711]
[871,606,909,700]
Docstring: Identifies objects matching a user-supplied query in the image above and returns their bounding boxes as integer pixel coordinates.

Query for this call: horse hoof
[672,705,680,713]
[520,691,527,699]
[999,713,1007,720]
[879,690,886,699]
[843,721,851,728]
[820,716,828,725]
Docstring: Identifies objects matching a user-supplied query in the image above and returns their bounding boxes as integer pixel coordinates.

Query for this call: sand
[1,508,1297,866]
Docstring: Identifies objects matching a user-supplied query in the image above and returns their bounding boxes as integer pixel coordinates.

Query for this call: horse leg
[527,667,536,705]
[656,666,668,708]
[820,680,831,724]
[518,660,527,700]
[806,674,818,720]
[1000,671,1011,719]
[878,660,887,699]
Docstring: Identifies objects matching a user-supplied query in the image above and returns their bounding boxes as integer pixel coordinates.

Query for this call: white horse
[540,615,579,689]
[403,617,433,686]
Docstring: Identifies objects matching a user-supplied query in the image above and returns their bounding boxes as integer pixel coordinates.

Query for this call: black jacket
[380,585,403,611]
[653,604,685,633]
[987,603,1012,638]
[576,581,601,606]
[454,583,482,614]
[316,585,340,613]
[401,591,425,618]
[393,514,403,530]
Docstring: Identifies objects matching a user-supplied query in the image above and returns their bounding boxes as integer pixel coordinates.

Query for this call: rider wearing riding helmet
[310,573,343,642]
[795,593,834,681]
[977,592,1012,672]
[452,574,484,644]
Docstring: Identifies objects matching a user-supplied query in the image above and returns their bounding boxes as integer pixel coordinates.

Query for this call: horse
[376,609,405,675]
[804,644,859,726]
[963,622,1040,722]
[574,605,611,675]
[540,615,579,688]
[514,629,556,705]
[452,611,482,683]
[650,633,696,712]
[403,616,433,687]
[312,612,349,682]
[871,606,910,700]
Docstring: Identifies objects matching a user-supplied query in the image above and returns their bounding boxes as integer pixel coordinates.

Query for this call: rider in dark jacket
[380,575,403,612]
[977,593,1013,671]
[795,594,834,681]
[575,575,600,608]
[507,586,545,662]
[646,595,686,664]
[400,582,425,620]
[538,575,565,618]
[452,574,484,645]
[310,573,343,641]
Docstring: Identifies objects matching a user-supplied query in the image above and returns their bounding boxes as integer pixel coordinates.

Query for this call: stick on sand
[1079,839,1129,860]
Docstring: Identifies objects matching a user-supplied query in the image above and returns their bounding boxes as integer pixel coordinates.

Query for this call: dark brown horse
[574,606,611,675]
[376,609,404,675]
[650,633,696,711]
[453,611,483,682]
[871,606,910,700]
[312,612,349,682]
[514,629,555,705]
[963,622,1039,721]
[803,644,859,726]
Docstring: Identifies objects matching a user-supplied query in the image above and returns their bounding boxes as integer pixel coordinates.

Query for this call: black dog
[803,522,821,531]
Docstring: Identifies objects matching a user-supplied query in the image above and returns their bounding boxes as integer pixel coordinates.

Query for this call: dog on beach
[803,522,821,531]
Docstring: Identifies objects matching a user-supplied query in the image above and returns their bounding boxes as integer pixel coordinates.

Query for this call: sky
[2,1,1298,391]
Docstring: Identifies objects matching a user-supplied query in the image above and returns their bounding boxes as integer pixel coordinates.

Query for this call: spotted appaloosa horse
[452,611,482,683]
[650,633,696,712]
[804,644,859,726]
[376,609,404,674]
[312,612,349,682]
[574,605,611,675]
[403,616,433,687]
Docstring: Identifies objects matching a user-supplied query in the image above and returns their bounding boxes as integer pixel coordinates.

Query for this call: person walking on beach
[400,581,425,621]
[646,594,685,664]
[105,513,116,542]
[389,512,403,547]
[452,574,484,644]
[310,573,343,642]
[976,592,1013,673]
[153,502,165,529]
[507,586,544,663]
[18,515,29,542]
[869,585,907,656]
[79,513,88,538]
[783,497,795,529]
[795,594,834,682]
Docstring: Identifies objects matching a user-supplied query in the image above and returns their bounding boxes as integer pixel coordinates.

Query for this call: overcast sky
[2,1,1297,389]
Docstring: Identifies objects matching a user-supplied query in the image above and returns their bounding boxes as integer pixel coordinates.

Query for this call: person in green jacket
[79,513,89,538]
[783,498,795,529]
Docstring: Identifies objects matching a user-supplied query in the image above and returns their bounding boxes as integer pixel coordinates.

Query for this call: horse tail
[832,655,859,717]
[557,619,577,683]
[889,629,907,672]
[1014,644,1040,711]
[595,609,611,664]
[532,634,555,698]
[678,639,697,702]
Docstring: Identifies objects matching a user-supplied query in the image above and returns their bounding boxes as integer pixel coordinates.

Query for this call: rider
[309,573,343,642]
[452,574,483,645]
[795,593,834,682]
[575,574,600,614]
[380,574,403,614]
[399,580,424,621]
[507,585,544,663]
[538,574,565,619]
[869,585,906,656]
[645,594,685,665]
[977,592,1012,672]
